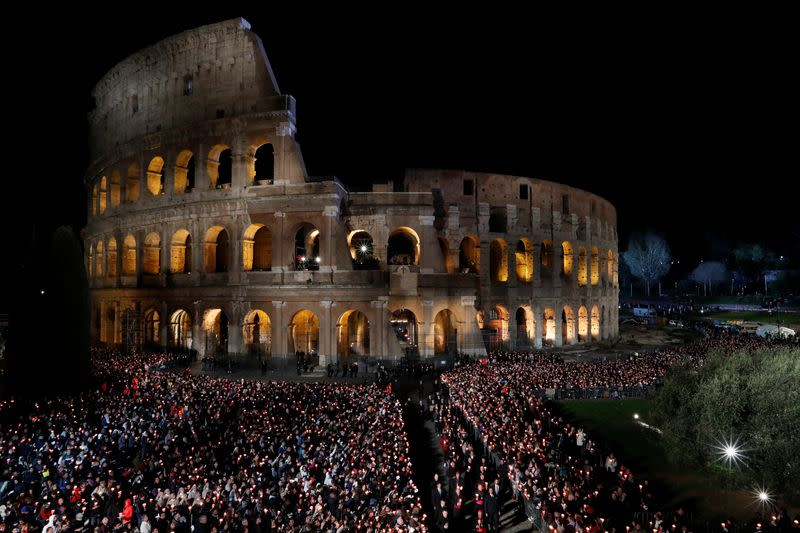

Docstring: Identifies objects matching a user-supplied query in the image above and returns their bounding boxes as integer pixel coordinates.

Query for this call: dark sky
[5,8,796,306]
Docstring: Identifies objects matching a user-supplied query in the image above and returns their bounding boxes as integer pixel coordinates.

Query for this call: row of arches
[91,143,275,215]
[479,303,606,348]
[87,226,617,286]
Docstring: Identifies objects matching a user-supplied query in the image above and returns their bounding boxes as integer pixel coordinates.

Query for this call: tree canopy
[651,344,800,503]
[622,231,671,296]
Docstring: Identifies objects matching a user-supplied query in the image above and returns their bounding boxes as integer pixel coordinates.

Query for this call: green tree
[733,243,775,285]
[651,345,800,503]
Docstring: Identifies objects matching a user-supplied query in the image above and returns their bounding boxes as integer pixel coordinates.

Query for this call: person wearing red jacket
[121,499,134,525]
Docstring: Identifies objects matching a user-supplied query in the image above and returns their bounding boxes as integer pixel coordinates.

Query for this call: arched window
[337,310,370,359]
[562,241,573,276]
[123,235,137,275]
[174,150,195,193]
[515,239,533,282]
[577,247,588,286]
[434,309,457,355]
[243,310,272,356]
[348,230,378,270]
[204,226,230,273]
[95,241,104,277]
[144,309,160,345]
[170,229,192,274]
[143,232,161,274]
[98,176,107,214]
[169,309,192,348]
[107,237,117,277]
[487,305,509,350]
[388,228,420,266]
[591,247,600,285]
[146,157,165,196]
[203,309,229,354]
[438,237,455,273]
[294,223,320,270]
[578,305,588,340]
[289,309,319,355]
[459,236,480,274]
[490,239,508,282]
[541,240,553,274]
[254,143,274,183]
[207,144,232,188]
[91,184,98,215]
[243,224,272,271]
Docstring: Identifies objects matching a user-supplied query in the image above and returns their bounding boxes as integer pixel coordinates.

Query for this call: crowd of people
[0,350,426,532]
[429,334,796,532]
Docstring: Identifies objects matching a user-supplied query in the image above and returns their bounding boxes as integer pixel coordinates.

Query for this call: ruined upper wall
[88,18,283,160]
[402,168,617,227]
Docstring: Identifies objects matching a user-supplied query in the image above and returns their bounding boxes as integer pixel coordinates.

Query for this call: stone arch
[289,309,320,354]
[207,144,231,188]
[122,234,137,275]
[348,230,378,269]
[250,141,274,184]
[578,305,589,340]
[434,309,457,355]
[515,306,535,347]
[337,309,370,360]
[591,247,600,285]
[174,149,195,193]
[126,161,140,203]
[169,309,192,349]
[204,226,230,273]
[438,237,455,273]
[95,241,104,277]
[110,170,121,207]
[242,224,272,271]
[562,305,575,344]
[144,308,160,345]
[577,247,588,286]
[293,223,320,270]
[486,305,509,350]
[541,240,553,276]
[591,305,600,340]
[562,241,574,276]
[107,237,117,277]
[146,156,165,196]
[542,308,556,346]
[388,227,420,266]
[143,232,161,274]
[459,235,480,274]
[515,238,534,282]
[390,308,418,353]
[98,176,107,214]
[490,239,508,282]
[243,309,272,356]
[203,309,229,355]
[170,229,192,273]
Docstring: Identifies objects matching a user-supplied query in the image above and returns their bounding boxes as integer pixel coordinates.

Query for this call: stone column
[274,212,286,271]
[160,301,169,350]
[192,303,202,354]
[419,215,436,273]
[231,137,249,190]
[371,298,387,359]
[321,205,338,272]
[227,304,243,355]
[421,299,434,357]
[554,307,563,347]
[114,301,122,344]
[320,300,333,366]
[460,296,483,356]
[272,301,286,356]
[163,148,176,198]
[533,305,543,348]
[195,141,211,191]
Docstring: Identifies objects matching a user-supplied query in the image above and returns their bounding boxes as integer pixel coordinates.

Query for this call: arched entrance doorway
[169,309,192,349]
[486,305,509,351]
[542,308,556,346]
[144,309,160,346]
[515,306,534,348]
[337,310,370,361]
[203,309,228,355]
[434,309,457,355]
[289,309,319,355]
[562,306,575,345]
[243,309,272,357]
[390,309,418,356]
[387,228,419,265]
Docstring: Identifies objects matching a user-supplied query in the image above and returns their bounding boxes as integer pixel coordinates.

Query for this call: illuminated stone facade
[84,18,619,361]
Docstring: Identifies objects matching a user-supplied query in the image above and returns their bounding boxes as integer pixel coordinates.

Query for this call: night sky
[4,9,796,309]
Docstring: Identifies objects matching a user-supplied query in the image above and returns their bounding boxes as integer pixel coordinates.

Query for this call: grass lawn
[705,310,800,325]
[558,399,761,522]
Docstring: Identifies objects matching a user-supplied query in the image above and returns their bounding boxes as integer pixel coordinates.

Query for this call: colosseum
[83,18,619,364]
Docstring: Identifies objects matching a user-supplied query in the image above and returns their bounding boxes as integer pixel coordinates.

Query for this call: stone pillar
[273,121,296,185]
[231,139,249,190]
[227,305,243,355]
[192,303,202,354]
[160,227,170,278]
[421,299,434,357]
[533,305,543,348]
[321,205,338,272]
[274,212,286,271]
[114,301,121,344]
[230,220,242,274]
[508,309,518,349]
[272,301,286,356]
[320,300,333,365]
[461,296,482,355]
[195,141,211,191]
[160,301,169,350]
[554,308,563,347]
[371,298,387,359]
[163,148,176,198]
[191,218,202,283]
[419,215,436,273]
